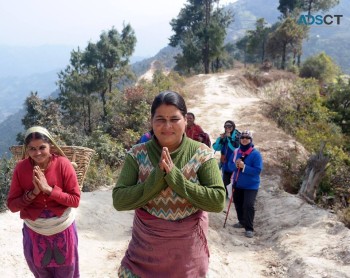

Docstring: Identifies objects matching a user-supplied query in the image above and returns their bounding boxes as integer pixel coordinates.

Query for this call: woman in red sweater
[7,126,80,278]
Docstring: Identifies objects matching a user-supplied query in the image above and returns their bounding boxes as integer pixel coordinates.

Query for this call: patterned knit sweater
[112,136,225,220]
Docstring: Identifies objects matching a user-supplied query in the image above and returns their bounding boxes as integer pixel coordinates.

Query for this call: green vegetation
[257,72,350,226]
[300,52,340,84]
[169,0,233,74]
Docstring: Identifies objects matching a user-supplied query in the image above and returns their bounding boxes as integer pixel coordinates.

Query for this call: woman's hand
[33,166,53,195]
[159,147,174,174]
[236,158,244,169]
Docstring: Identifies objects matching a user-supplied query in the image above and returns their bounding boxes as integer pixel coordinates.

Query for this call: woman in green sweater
[112,90,225,278]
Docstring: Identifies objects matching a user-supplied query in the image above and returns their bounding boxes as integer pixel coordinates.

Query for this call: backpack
[198,132,211,147]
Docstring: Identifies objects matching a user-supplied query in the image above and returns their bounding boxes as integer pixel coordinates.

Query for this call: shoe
[233,222,244,228]
[245,231,254,238]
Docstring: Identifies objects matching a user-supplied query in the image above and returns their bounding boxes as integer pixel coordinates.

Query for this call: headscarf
[22,126,66,159]
[240,130,254,152]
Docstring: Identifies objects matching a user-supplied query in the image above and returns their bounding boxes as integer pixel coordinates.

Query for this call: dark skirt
[119,209,209,278]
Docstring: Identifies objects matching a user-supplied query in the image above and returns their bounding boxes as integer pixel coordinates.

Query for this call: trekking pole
[223,168,240,228]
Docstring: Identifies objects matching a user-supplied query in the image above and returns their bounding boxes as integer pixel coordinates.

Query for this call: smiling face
[240,136,252,146]
[186,114,195,127]
[27,139,51,168]
[152,104,187,152]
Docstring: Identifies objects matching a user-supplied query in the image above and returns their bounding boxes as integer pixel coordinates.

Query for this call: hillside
[1,69,349,277]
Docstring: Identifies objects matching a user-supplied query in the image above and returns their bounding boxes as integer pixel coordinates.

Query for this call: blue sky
[0,0,233,58]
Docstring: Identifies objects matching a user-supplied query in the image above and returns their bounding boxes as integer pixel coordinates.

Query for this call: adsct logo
[297,14,343,25]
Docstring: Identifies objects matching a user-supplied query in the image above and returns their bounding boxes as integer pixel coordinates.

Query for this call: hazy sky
[0,0,233,57]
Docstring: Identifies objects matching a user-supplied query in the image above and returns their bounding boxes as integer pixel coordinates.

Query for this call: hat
[240,130,253,139]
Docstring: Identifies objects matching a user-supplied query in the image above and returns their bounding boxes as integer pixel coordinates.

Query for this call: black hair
[224,120,236,135]
[24,132,51,146]
[186,112,195,119]
[151,91,187,118]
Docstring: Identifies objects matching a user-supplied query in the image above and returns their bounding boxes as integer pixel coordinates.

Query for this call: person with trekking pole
[228,130,263,238]
[212,120,240,199]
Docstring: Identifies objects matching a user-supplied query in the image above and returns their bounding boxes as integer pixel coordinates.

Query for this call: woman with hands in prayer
[112,90,225,278]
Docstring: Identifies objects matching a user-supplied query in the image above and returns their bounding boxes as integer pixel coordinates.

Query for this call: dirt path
[1,69,350,277]
[184,69,350,278]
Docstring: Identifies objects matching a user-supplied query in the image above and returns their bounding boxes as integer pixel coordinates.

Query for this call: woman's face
[224,122,234,134]
[240,136,252,146]
[186,114,195,127]
[27,139,51,168]
[152,104,187,152]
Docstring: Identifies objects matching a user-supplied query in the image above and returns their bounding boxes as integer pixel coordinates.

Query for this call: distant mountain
[0,109,25,158]
[226,0,350,73]
[0,0,349,156]
[0,45,73,78]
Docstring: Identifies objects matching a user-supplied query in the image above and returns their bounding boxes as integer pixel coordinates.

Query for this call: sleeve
[49,159,80,208]
[212,137,223,151]
[164,158,226,212]
[227,152,238,173]
[7,166,32,212]
[243,151,263,176]
[112,154,167,211]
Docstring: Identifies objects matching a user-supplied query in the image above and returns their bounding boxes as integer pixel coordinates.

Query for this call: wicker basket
[9,145,95,191]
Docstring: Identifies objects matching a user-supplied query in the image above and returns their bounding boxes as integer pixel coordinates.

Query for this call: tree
[246,18,271,63]
[57,48,99,135]
[266,17,307,69]
[299,52,340,84]
[57,25,137,135]
[169,0,232,74]
[278,0,301,17]
[19,92,64,143]
[299,0,339,19]
[83,25,137,121]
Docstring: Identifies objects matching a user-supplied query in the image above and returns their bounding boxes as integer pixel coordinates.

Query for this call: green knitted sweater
[112,136,225,215]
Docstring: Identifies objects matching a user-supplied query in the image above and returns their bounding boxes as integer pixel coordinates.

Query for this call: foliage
[264,76,349,219]
[57,25,137,135]
[324,78,350,135]
[277,146,306,194]
[83,158,119,192]
[246,18,271,64]
[266,17,308,69]
[17,92,64,144]
[169,0,233,74]
[0,157,15,212]
[299,52,341,84]
[298,0,340,17]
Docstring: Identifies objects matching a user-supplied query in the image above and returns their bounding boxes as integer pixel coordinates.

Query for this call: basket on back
[9,145,95,191]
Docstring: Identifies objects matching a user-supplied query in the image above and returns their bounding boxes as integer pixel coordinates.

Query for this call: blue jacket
[228,148,263,190]
[213,129,240,173]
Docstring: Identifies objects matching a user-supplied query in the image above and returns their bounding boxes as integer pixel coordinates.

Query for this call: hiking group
[7,90,263,278]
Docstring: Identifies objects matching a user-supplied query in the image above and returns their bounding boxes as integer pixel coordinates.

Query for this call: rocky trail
[1,69,350,277]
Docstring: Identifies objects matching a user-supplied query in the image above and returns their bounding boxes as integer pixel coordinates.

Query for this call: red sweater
[185,124,204,141]
[7,154,80,221]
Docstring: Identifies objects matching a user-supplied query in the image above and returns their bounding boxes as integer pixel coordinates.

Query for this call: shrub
[300,52,340,84]
[0,158,15,212]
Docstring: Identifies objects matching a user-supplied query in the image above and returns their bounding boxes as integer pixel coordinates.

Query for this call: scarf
[22,126,66,159]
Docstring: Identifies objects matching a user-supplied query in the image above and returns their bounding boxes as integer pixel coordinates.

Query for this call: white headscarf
[22,126,66,159]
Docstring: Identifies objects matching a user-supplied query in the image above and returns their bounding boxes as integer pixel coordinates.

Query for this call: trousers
[233,188,258,231]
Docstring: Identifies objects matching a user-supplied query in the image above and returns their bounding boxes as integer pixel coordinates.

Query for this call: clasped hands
[159,147,174,174]
[32,166,52,195]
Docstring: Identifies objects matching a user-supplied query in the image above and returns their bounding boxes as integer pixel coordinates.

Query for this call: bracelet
[31,190,39,196]
[23,191,34,203]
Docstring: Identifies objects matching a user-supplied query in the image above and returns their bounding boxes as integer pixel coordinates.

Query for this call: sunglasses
[224,125,233,129]
[240,136,251,140]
